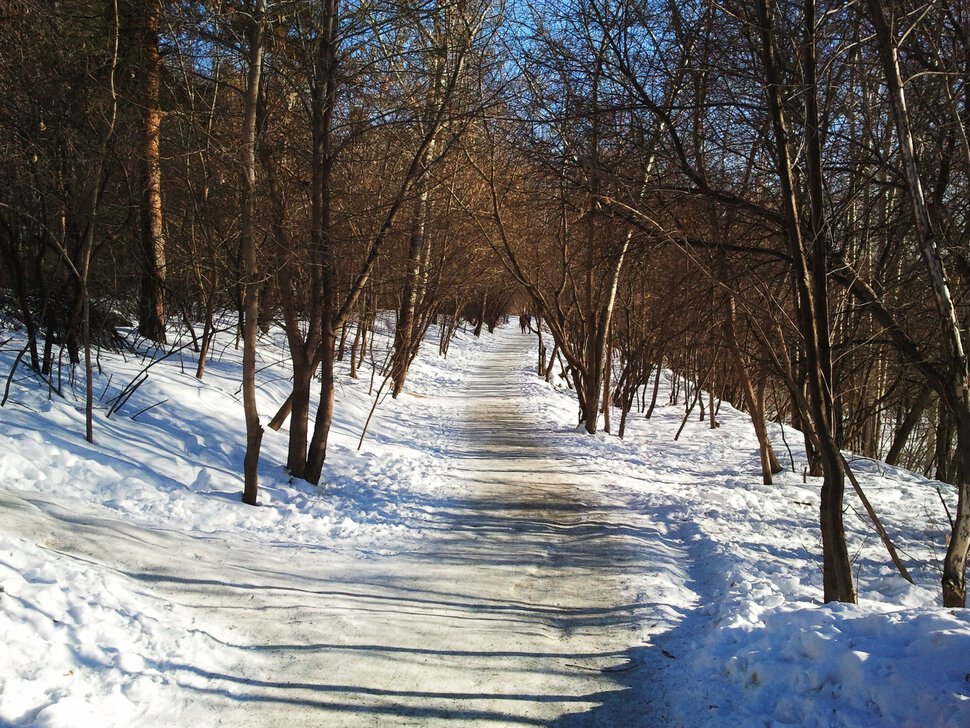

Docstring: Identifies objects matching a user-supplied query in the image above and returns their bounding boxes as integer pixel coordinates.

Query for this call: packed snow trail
[5,327,970,726]
[2,330,683,726]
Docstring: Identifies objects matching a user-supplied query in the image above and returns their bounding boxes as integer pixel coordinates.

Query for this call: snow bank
[523,334,970,727]
[0,532,224,726]
[0,322,495,552]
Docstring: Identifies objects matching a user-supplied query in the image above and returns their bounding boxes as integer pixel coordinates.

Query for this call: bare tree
[129,0,168,344]
[240,0,266,505]
[863,0,970,607]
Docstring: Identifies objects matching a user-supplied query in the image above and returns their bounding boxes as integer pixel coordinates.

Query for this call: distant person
[519,314,528,333]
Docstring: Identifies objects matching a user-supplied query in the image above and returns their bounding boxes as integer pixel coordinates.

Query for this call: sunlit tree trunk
[135,0,167,344]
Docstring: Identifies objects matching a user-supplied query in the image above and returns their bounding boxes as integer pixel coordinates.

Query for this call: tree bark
[391,12,446,398]
[391,178,432,398]
[646,362,662,419]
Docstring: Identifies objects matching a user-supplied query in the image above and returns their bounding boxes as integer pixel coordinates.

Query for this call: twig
[675,362,715,441]
[108,326,232,416]
[7,400,37,413]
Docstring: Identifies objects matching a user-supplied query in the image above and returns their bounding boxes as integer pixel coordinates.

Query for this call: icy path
[2,332,682,726]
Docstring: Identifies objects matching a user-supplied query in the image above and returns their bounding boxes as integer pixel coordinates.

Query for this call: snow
[0,320,968,726]
[517,341,970,726]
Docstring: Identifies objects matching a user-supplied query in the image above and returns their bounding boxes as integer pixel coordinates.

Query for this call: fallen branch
[130,398,169,421]
[842,454,913,584]
[937,486,955,531]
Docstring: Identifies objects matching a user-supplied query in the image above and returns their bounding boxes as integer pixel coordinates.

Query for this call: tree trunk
[135,0,167,345]
[304,328,337,486]
[646,363,662,419]
[194,267,217,380]
[350,314,363,378]
[391,182,432,398]
[536,315,547,376]
[602,340,612,434]
[756,379,781,473]
[273,0,339,475]
[286,350,315,478]
[336,318,349,362]
[391,19,443,395]
[473,295,486,337]
[240,0,265,506]
[885,389,933,466]
[935,401,954,484]
[725,297,782,484]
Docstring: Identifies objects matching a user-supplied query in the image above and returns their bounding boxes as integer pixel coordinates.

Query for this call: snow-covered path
[7,325,970,727]
[2,332,678,726]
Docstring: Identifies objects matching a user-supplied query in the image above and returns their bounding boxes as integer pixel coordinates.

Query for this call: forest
[1,0,969,622]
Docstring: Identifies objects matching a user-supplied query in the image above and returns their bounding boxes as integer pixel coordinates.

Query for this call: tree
[863,0,970,607]
[239,0,266,505]
[754,0,854,603]
[128,0,168,344]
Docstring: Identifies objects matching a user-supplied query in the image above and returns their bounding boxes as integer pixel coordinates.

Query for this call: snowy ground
[0,319,968,726]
